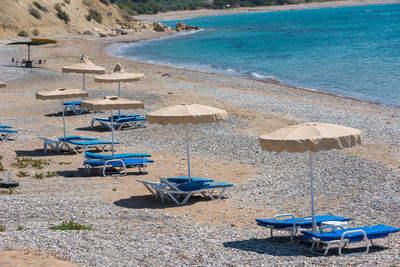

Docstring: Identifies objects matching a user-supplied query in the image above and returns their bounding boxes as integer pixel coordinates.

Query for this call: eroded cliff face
[0,0,166,38]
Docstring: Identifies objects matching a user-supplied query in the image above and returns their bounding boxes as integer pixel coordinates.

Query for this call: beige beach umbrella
[94,63,144,116]
[146,104,228,182]
[36,88,89,137]
[62,54,106,92]
[0,82,6,88]
[82,96,144,157]
[259,122,363,231]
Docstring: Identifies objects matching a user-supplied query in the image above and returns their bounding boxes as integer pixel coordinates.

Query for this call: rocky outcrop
[175,22,199,31]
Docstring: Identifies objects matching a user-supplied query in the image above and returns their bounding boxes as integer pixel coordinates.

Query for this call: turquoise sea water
[110,4,400,107]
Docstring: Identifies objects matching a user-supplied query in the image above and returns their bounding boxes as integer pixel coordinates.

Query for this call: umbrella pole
[309,151,317,231]
[118,82,121,117]
[28,45,30,61]
[82,73,86,100]
[186,124,191,182]
[111,110,114,157]
[61,99,66,138]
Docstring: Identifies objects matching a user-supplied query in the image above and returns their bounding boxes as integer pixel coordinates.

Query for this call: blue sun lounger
[136,176,215,199]
[256,214,351,242]
[0,129,18,141]
[84,158,154,176]
[301,224,400,255]
[155,178,233,205]
[91,115,146,130]
[84,151,151,160]
[63,101,88,115]
[0,125,11,128]
[59,136,118,154]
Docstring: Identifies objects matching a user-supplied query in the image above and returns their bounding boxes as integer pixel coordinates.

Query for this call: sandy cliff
[0,0,156,38]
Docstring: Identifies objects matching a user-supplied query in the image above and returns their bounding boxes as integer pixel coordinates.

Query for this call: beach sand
[0,1,399,265]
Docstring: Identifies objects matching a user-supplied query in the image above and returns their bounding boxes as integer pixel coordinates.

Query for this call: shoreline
[135,0,400,21]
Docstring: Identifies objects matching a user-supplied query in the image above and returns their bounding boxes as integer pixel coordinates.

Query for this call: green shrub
[49,219,93,230]
[32,28,39,36]
[64,0,71,4]
[89,9,102,23]
[17,225,24,231]
[29,7,41,19]
[34,173,44,179]
[13,157,51,169]
[85,14,92,21]
[33,1,48,12]
[0,225,5,232]
[83,0,91,7]
[45,171,57,178]
[0,162,4,172]
[57,10,70,23]
[17,171,29,177]
[17,30,29,37]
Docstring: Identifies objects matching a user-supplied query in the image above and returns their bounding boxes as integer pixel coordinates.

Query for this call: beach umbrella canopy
[7,39,57,61]
[94,63,144,95]
[259,122,363,231]
[94,63,144,116]
[36,88,88,137]
[0,82,5,88]
[146,104,228,182]
[62,54,106,91]
[82,96,144,156]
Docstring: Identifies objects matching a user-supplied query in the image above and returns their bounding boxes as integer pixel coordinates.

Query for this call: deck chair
[0,129,18,141]
[256,214,351,242]
[59,136,117,154]
[84,158,154,176]
[35,59,43,67]
[90,114,139,129]
[90,115,145,130]
[84,151,151,159]
[136,176,215,200]
[301,224,400,256]
[156,178,233,205]
[63,101,88,115]
[10,58,15,66]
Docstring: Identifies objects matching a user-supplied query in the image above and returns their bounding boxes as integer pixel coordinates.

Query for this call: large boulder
[175,22,186,31]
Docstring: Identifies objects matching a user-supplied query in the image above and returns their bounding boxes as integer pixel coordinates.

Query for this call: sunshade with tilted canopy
[94,63,144,115]
[0,82,5,88]
[146,104,228,182]
[36,88,88,137]
[7,39,57,62]
[259,122,363,231]
[82,96,144,157]
[62,54,106,91]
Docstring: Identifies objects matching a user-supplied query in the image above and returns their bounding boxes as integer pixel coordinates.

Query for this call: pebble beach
[0,11,400,266]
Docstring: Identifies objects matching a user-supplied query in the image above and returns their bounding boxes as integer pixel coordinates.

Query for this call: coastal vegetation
[113,0,340,14]
[49,220,94,231]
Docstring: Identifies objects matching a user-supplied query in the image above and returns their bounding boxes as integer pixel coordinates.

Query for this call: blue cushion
[63,101,81,105]
[177,181,233,191]
[256,215,351,229]
[164,176,214,183]
[84,151,151,159]
[115,116,146,123]
[301,224,400,242]
[84,158,153,167]
[108,114,139,119]
[0,129,17,133]
[67,140,119,146]
[59,136,98,141]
